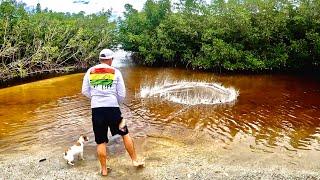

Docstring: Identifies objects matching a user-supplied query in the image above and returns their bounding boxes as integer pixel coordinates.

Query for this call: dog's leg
[80,152,85,160]
[68,156,74,165]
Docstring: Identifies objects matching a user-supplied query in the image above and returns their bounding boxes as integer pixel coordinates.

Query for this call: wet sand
[1,130,320,180]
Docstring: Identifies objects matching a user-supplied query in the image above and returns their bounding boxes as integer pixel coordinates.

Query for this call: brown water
[0,56,320,155]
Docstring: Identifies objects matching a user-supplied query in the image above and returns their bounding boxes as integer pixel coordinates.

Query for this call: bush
[119,0,320,72]
[0,0,117,81]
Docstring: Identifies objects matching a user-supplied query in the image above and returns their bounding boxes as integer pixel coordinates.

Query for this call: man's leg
[92,107,111,175]
[122,134,144,166]
[97,143,108,176]
[122,134,137,161]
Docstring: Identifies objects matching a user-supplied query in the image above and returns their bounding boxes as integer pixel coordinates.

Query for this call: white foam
[140,80,239,105]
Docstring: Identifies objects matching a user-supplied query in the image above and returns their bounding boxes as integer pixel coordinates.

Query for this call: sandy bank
[1,131,320,180]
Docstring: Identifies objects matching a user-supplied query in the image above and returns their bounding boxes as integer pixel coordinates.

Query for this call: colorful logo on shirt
[90,68,115,89]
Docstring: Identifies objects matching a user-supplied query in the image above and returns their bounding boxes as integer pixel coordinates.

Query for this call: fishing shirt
[81,63,125,108]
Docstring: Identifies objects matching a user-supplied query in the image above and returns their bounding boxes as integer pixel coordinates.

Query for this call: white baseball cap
[99,49,114,59]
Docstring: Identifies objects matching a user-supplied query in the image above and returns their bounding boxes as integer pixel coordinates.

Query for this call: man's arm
[116,70,126,103]
[82,70,91,98]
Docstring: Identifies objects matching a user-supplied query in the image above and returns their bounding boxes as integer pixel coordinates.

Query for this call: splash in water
[140,80,239,105]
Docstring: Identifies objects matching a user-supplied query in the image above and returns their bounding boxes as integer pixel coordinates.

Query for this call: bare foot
[100,167,112,176]
[101,169,107,176]
[133,159,145,167]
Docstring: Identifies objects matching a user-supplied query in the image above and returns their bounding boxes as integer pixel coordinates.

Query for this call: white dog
[63,135,89,166]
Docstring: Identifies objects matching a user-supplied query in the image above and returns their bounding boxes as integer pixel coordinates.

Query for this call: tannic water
[0,50,320,157]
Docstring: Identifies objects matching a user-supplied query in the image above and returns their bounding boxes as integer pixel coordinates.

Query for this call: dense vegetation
[0,0,117,82]
[119,0,320,72]
[1,0,319,83]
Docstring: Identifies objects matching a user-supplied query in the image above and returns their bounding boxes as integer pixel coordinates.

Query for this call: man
[82,48,144,176]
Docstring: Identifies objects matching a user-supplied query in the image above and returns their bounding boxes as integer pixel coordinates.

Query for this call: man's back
[82,63,125,108]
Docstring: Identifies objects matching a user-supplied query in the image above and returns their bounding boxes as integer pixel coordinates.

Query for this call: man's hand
[119,118,126,130]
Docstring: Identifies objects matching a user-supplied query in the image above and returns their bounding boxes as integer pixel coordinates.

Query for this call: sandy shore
[1,129,320,180]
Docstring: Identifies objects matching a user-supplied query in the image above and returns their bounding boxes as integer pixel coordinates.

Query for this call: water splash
[140,80,239,105]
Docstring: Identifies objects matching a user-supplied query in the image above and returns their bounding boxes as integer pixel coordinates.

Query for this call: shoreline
[1,62,319,89]
[0,68,87,89]
[1,132,320,180]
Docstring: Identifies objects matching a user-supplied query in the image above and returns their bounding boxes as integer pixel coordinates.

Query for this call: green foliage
[119,0,320,72]
[0,0,117,80]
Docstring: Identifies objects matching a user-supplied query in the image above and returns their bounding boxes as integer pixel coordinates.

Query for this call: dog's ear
[64,148,70,155]
[83,135,88,141]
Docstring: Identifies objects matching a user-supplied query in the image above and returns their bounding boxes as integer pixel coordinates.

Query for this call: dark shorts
[92,107,129,144]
